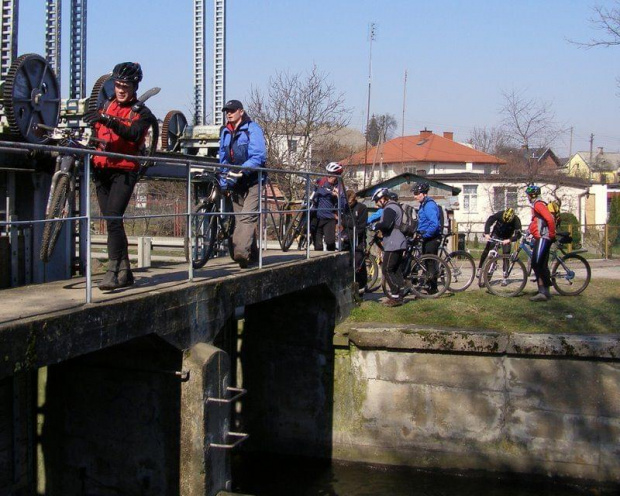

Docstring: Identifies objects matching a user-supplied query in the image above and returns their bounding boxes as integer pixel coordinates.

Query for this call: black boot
[117,257,134,288]
[99,259,120,290]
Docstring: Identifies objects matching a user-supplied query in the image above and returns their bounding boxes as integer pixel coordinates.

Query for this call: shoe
[476,268,482,278]
[98,259,120,291]
[530,293,549,302]
[117,258,134,288]
[427,285,438,295]
[501,278,508,287]
[234,254,249,268]
[384,297,403,307]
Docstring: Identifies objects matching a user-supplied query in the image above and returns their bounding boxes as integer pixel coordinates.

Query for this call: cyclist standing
[411,182,442,294]
[372,188,407,307]
[313,162,345,251]
[526,185,556,302]
[83,62,158,291]
[478,208,522,285]
[219,99,267,268]
[342,190,368,293]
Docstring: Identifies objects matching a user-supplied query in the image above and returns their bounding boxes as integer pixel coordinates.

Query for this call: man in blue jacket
[219,99,267,268]
[412,182,442,293]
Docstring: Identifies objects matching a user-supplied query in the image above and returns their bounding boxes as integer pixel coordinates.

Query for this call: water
[232,453,609,496]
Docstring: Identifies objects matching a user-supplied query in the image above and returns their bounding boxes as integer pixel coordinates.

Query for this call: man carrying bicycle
[411,182,441,294]
[83,62,158,291]
[526,185,556,302]
[219,99,267,268]
[478,208,522,285]
[372,188,407,307]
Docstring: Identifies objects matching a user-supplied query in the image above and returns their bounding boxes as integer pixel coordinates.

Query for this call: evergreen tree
[365,115,380,146]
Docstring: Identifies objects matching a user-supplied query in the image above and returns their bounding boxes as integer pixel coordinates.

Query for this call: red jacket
[92,99,155,172]
[529,200,556,240]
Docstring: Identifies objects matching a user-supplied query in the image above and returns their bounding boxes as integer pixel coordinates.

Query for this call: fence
[453,221,620,259]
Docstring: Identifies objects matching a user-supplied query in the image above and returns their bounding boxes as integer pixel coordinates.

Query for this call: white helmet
[372,188,391,203]
[326,162,343,175]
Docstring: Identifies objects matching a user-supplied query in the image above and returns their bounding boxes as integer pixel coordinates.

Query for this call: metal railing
[0,139,355,304]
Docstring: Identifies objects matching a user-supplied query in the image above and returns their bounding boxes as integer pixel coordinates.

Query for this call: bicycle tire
[551,253,591,296]
[408,254,451,299]
[444,250,475,292]
[191,203,218,269]
[40,175,70,263]
[281,211,304,252]
[365,254,380,292]
[482,255,527,297]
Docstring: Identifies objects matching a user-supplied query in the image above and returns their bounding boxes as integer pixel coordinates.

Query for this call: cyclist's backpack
[547,200,561,228]
[398,202,418,236]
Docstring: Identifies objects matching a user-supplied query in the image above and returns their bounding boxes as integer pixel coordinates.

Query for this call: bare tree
[246,65,351,199]
[468,126,509,154]
[571,1,620,47]
[500,89,561,150]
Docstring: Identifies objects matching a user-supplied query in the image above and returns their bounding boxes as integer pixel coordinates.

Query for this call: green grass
[345,279,620,335]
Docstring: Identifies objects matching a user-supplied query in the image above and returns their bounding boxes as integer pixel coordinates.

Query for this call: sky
[16,0,620,158]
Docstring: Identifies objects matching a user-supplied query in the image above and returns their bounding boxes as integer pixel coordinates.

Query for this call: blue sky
[17,0,620,157]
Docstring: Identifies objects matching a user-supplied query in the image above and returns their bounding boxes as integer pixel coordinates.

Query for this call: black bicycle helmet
[502,208,515,223]
[411,182,430,195]
[112,62,143,83]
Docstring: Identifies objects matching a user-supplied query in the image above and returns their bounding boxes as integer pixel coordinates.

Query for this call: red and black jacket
[92,98,157,172]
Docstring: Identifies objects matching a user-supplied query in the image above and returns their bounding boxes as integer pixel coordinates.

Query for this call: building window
[463,185,477,213]
[288,139,298,153]
[493,186,518,211]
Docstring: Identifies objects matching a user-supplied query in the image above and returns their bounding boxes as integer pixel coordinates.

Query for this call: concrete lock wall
[39,335,183,495]
[333,326,620,485]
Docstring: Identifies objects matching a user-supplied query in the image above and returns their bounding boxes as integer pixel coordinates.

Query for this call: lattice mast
[0,0,18,78]
[45,0,61,87]
[193,0,205,125]
[213,0,225,126]
[69,0,87,99]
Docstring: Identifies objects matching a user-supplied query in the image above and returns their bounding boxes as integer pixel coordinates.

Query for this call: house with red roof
[341,129,506,188]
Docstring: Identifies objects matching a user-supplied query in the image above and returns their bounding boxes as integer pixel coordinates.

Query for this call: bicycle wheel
[408,254,451,299]
[483,255,527,297]
[364,254,380,292]
[551,253,591,296]
[444,250,475,292]
[40,175,70,263]
[281,211,305,252]
[192,203,217,269]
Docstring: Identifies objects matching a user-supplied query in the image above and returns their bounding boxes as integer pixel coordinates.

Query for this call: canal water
[232,453,609,496]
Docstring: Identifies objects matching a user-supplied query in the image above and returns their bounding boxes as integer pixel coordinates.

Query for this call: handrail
[0,140,353,303]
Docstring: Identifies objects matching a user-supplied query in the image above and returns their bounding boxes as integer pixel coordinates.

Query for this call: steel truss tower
[213,0,225,126]
[69,0,86,99]
[193,0,205,125]
[45,0,61,86]
[0,0,18,78]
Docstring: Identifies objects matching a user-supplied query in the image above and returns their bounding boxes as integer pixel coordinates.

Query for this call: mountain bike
[361,229,382,292]
[480,237,528,297]
[37,124,106,263]
[438,232,475,292]
[519,232,591,296]
[281,192,315,252]
[381,233,452,299]
[189,171,236,269]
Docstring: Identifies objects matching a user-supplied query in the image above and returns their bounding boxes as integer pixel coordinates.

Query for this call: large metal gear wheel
[86,73,115,113]
[161,110,188,152]
[2,53,60,143]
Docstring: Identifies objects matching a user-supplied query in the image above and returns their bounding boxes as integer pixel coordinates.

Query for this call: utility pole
[568,126,573,158]
[363,22,376,189]
[401,69,407,163]
[589,133,594,181]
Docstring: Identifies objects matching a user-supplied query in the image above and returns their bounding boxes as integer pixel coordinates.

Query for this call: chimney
[420,128,432,138]
[443,131,453,140]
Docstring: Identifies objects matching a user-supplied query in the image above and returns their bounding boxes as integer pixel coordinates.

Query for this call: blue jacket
[417,196,441,239]
[314,177,345,220]
[219,117,267,189]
